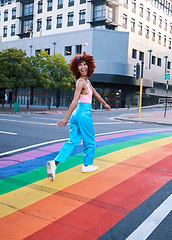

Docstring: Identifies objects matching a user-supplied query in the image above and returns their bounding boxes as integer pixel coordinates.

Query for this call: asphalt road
[0,109,168,156]
[0,109,171,239]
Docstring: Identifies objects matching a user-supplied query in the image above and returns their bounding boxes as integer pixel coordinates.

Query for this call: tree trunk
[48,89,54,110]
[56,89,60,108]
[13,88,18,103]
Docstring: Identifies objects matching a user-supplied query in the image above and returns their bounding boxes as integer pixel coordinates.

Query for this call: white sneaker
[82,165,98,173]
[47,161,56,181]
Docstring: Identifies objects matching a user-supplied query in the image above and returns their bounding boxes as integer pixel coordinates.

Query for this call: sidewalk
[0,104,68,114]
[116,108,172,126]
[1,104,172,126]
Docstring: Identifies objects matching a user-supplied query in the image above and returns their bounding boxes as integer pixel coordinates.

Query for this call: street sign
[164,73,170,81]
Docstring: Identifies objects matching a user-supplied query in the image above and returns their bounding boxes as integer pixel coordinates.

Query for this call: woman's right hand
[57,118,68,128]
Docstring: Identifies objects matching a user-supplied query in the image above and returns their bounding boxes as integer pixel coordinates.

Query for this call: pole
[139,61,144,118]
[164,56,168,118]
[148,50,152,69]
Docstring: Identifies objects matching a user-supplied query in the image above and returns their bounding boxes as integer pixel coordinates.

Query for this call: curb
[115,117,172,126]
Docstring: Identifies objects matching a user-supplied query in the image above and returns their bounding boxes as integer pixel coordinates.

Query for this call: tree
[0,48,34,102]
[36,50,75,109]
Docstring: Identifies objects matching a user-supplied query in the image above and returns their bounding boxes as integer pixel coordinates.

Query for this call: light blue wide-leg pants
[54,102,95,165]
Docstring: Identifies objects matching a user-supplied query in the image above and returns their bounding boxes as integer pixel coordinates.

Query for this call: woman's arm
[90,83,111,111]
[57,80,84,128]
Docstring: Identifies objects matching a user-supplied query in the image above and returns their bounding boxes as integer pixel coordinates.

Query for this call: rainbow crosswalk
[0,128,172,239]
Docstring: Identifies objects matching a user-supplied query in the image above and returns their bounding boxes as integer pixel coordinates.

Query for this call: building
[0,0,172,108]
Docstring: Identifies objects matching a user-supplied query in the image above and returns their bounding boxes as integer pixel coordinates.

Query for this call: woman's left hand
[57,118,68,128]
[104,103,111,111]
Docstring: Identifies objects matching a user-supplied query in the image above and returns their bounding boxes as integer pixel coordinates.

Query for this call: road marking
[0,131,17,135]
[0,114,21,117]
[126,194,172,240]
[0,118,133,126]
[0,118,56,126]
[93,122,134,124]
[0,128,164,157]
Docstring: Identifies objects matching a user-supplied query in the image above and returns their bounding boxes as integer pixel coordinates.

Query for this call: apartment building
[0,0,172,107]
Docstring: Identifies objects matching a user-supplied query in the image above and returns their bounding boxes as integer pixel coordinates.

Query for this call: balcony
[123,23,127,29]
[131,27,135,33]
[18,14,33,21]
[138,31,142,36]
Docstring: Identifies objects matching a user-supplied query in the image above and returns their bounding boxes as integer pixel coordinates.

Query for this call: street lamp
[148,50,152,69]
[82,43,88,53]
[29,45,33,56]
[53,42,56,53]
[164,56,168,117]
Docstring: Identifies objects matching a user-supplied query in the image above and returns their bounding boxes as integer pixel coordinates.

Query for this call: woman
[47,52,111,181]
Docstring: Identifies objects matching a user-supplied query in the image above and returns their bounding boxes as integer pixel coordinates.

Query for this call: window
[159,16,162,27]
[79,9,86,24]
[169,38,172,49]
[167,61,171,70]
[131,18,135,32]
[23,19,33,33]
[164,35,167,46]
[147,8,150,20]
[0,12,1,22]
[93,4,106,21]
[153,12,156,24]
[65,46,72,55]
[145,26,149,39]
[37,18,42,32]
[35,49,41,56]
[80,0,86,4]
[158,32,161,44]
[67,12,74,27]
[132,49,137,59]
[3,26,7,37]
[57,0,63,9]
[38,0,43,14]
[139,51,144,61]
[123,14,127,28]
[45,48,50,55]
[24,3,34,16]
[46,16,52,30]
[140,4,143,17]
[152,56,156,65]
[4,9,8,21]
[152,29,155,41]
[11,24,15,36]
[76,45,82,54]
[68,0,74,7]
[164,19,167,30]
[47,0,53,11]
[132,0,136,13]
[57,14,62,28]
[138,22,142,35]
[157,58,161,67]
[12,7,16,20]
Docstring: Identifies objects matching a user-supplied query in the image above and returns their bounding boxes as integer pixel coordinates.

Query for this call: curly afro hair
[69,52,96,80]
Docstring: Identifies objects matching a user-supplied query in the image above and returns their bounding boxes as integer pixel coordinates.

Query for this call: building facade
[0,0,172,108]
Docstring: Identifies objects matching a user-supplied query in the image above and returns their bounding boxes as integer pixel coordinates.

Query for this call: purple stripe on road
[0,129,170,168]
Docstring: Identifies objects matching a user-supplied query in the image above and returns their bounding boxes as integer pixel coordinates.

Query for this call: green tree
[0,48,34,102]
[36,50,75,109]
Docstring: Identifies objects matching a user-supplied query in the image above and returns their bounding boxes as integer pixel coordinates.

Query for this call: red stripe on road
[25,155,172,240]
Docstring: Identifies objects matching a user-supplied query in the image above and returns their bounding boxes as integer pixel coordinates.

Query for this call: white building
[0,0,172,107]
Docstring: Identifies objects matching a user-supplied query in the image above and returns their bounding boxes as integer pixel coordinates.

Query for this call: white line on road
[0,118,133,126]
[126,194,172,240]
[0,118,56,126]
[0,128,161,157]
[0,114,21,117]
[0,130,17,135]
[0,129,142,157]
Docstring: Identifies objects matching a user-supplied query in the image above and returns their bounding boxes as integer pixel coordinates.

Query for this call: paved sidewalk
[1,104,172,126]
[116,109,172,126]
